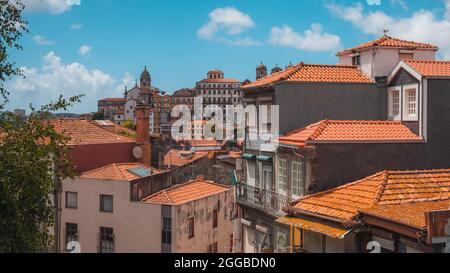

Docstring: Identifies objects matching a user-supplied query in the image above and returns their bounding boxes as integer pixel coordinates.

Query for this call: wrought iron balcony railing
[236,183,294,217]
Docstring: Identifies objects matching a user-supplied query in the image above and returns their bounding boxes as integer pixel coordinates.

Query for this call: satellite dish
[133,146,143,159]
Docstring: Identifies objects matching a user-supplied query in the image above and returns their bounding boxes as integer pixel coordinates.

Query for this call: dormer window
[388,87,401,120]
[403,85,418,121]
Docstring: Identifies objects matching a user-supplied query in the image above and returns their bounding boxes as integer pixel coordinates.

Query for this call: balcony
[236,183,294,217]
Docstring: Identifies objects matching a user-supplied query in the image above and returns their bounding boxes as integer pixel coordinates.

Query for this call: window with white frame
[403,84,418,121]
[246,160,256,187]
[388,87,401,120]
[278,159,288,193]
[291,161,303,197]
[407,89,416,115]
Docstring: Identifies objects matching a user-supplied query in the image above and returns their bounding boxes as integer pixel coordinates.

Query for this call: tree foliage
[0,0,28,108]
[0,95,83,252]
[92,111,105,120]
[0,1,83,252]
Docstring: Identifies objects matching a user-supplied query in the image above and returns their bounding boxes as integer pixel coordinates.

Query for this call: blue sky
[6,0,450,113]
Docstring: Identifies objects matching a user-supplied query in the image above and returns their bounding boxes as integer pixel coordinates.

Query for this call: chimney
[135,106,151,166]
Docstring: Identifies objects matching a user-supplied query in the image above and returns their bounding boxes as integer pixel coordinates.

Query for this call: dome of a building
[271,66,282,74]
[257,62,267,69]
[140,66,151,89]
[208,69,223,74]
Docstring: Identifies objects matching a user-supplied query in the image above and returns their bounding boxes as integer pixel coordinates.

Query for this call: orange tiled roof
[99,98,126,103]
[50,119,135,145]
[80,163,163,181]
[404,60,450,77]
[198,78,240,84]
[164,149,208,167]
[142,179,230,205]
[337,35,438,56]
[188,139,222,147]
[242,62,373,89]
[292,169,450,226]
[279,120,422,147]
[360,200,450,229]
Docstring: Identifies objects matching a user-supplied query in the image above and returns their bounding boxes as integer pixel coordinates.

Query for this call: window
[278,159,288,193]
[188,217,195,239]
[352,55,361,65]
[388,88,401,120]
[66,192,78,209]
[213,209,218,228]
[292,161,303,197]
[246,160,256,187]
[403,85,418,121]
[399,53,414,61]
[99,227,114,253]
[162,217,172,244]
[100,195,113,213]
[207,242,218,253]
[392,90,400,116]
[65,223,78,246]
[407,89,417,115]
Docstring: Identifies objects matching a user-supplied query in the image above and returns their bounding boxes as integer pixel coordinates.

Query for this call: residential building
[59,163,170,253]
[239,57,450,253]
[171,88,195,110]
[279,169,450,253]
[337,35,438,80]
[50,119,136,173]
[98,98,126,123]
[195,69,242,123]
[242,62,381,137]
[143,177,236,253]
[238,119,426,253]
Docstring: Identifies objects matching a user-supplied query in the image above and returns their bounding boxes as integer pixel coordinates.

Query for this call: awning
[277,217,352,239]
[257,155,273,163]
[242,153,256,160]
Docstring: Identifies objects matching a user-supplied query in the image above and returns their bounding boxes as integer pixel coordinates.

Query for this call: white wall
[60,178,162,253]
[339,48,436,79]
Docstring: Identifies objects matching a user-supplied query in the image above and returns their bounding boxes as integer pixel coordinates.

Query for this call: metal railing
[236,183,293,217]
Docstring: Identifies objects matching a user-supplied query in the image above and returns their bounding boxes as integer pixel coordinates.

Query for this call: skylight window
[127,167,152,177]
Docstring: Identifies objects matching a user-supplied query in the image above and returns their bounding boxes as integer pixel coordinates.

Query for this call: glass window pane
[101,195,113,212]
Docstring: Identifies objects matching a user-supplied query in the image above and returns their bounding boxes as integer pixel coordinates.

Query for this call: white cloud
[70,23,83,30]
[197,7,257,46]
[6,51,124,113]
[269,24,341,51]
[78,45,92,56]
[327,2,450,59]
[32,35,54,46]
[115,73,135,95]
[22,0,81,14]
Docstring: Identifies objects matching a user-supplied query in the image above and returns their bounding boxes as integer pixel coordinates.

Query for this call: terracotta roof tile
[80,163,163,181]
[242,63,373,89]
[142,179,231,205]
[292,169,450,226]
[360,200,450,229]
[198,78,241,84]
[279,120,422,147]
[50,119,135,145]
[164,149,208,167]
[99,98,126,103]
[404,60,450,77]
[337,35,438,56]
